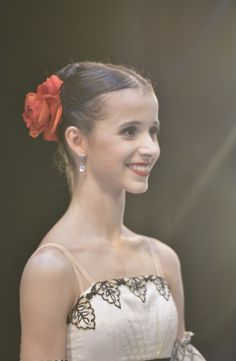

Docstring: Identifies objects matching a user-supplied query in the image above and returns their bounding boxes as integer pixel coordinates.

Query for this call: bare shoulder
[19,244,76,361]
[20,244,76,310]
[148,236,180,266]
[139,234,182,282]
[22,243,74,278]
[123,226,181,268]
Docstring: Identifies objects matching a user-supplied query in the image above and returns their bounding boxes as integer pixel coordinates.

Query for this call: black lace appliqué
[171,331,205,360]
[92,279,121,308]
[67,274,170,330]
[149,274,170,301]
[125,276,147,302]
[68,295,96,329]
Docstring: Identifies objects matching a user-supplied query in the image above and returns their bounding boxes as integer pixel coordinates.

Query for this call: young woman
[20,61,206,361]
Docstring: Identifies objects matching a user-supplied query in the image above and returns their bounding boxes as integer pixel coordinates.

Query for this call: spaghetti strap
[35,242,95,285]
[145,238,164,278]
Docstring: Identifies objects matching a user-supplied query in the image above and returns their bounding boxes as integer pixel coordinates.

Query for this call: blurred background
[1,0,236,360]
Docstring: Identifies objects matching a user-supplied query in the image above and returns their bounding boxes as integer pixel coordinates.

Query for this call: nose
[138,134,160,161]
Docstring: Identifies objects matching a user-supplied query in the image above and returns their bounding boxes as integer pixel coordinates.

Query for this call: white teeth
[127,164,149,171]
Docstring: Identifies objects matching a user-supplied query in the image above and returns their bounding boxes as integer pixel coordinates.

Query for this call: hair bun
[57,63,81,81]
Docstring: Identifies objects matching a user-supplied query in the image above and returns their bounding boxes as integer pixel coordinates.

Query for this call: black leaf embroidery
[150,275,170,301]
[67,275,170,330]
[125,276,147,302]
[67,295,95,329]
[92,279,121,308]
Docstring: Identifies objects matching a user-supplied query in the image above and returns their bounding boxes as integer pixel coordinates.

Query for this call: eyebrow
[118,120,160,130]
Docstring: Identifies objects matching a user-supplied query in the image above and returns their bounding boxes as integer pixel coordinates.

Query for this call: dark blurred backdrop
[1,1,236,360]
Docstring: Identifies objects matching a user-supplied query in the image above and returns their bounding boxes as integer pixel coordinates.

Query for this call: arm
[19,248,77,361]
[158,242,206,360]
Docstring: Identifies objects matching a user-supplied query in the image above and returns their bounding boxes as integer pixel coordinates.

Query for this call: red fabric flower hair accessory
[22,75,64,142]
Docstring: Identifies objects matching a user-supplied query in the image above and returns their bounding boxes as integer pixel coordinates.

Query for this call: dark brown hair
[53,61,154,196]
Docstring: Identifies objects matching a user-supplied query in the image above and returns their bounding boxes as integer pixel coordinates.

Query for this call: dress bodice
[34,239,178,361]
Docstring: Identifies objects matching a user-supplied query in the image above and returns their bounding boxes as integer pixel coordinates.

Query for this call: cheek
[102,147,127,170]
[92,138,130,169]
[88,144,117,171]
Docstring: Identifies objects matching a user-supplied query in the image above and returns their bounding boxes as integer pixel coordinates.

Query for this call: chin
[126,183,149,194]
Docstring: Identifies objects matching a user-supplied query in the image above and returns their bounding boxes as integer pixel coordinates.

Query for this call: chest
[70,239,154,280]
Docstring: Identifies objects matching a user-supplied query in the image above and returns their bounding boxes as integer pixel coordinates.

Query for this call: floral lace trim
[67,274,170,330]
[171,331,203,360]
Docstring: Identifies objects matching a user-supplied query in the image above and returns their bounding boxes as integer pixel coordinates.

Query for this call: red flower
[22,75,63,142]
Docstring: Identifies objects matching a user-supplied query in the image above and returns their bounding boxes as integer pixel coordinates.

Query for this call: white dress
[34,241,206,361]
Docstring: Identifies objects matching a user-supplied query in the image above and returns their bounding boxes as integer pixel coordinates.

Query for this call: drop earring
[79,153,87,173]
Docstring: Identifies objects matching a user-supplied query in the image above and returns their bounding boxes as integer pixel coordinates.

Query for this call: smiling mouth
[126,164,150,177]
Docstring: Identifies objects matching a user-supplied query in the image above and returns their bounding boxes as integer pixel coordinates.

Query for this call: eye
[121,126,138,137]
[149,125,160,137]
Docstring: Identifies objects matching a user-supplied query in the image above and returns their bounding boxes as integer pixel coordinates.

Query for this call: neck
[63,175,126,246]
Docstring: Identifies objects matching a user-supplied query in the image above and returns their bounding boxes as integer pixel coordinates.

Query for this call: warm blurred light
[170,121,236,236]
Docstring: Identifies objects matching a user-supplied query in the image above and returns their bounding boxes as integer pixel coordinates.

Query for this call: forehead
[100,87,159,125]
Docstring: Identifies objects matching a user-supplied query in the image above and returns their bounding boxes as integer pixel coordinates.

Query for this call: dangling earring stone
[79,153,87,172]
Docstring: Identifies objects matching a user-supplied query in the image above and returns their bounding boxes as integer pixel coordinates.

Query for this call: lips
[126,163,151,177]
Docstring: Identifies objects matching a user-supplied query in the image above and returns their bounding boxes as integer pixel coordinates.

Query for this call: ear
[64,126,88,157]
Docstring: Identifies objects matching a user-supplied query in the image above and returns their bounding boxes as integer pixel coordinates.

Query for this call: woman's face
[85,87,160,194]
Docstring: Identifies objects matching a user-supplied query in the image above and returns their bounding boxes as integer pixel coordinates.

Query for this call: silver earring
[79,153,87,172]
